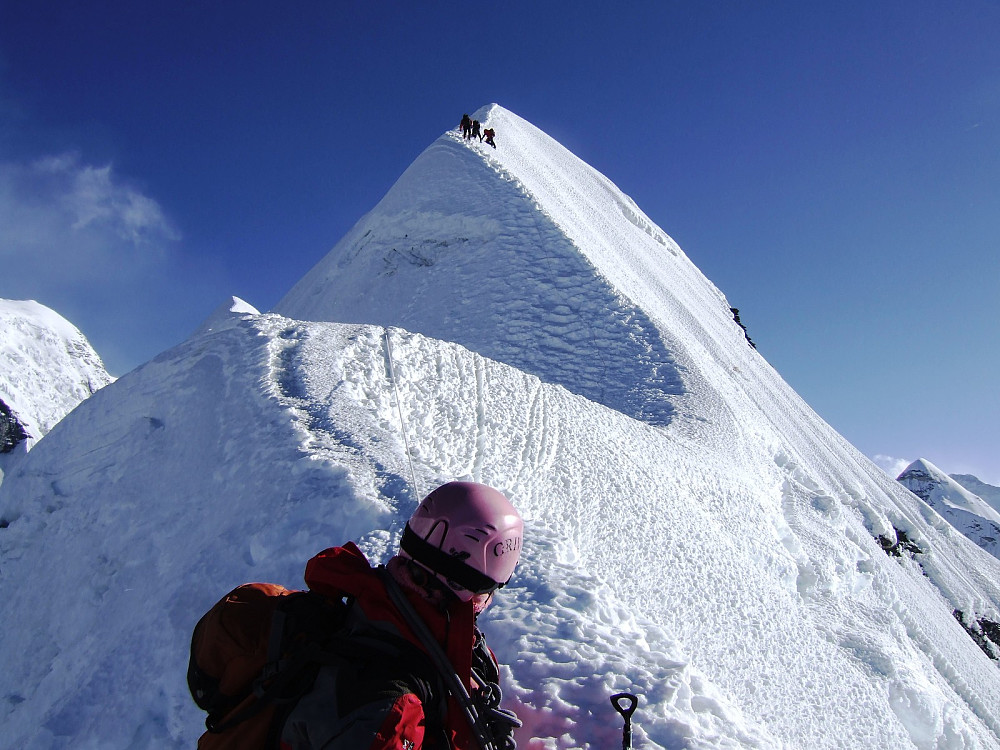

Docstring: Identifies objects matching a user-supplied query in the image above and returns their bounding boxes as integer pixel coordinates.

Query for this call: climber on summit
[460,113,472,140]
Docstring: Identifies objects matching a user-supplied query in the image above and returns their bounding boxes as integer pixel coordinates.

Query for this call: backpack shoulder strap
[377,567,505,750]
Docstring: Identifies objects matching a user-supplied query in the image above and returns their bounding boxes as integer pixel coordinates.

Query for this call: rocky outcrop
[0,397,29,454]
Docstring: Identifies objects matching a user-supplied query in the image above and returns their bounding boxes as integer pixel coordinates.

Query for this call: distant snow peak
[0,298,113,451]
[193,296,261,337]
[226,296,260,315]
[898,458,1000,561]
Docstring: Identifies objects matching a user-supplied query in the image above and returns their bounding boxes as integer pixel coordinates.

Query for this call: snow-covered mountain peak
[898,458,1000,560]
[192,295,261,337]
[0,298,113,451]
[903,458,939,477]
[899,459,1000,525]
[276,104,749,430]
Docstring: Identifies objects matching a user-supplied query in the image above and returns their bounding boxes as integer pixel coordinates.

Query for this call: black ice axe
[610,692,638,749]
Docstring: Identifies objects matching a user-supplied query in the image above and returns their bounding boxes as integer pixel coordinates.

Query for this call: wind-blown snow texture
[2,105,1000,749]
[0,299,113,457]
[899,459,1000,562]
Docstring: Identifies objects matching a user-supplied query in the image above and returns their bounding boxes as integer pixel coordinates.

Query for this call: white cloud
[36,154,179,244]
[0,144,236,375]
[0,152,180,290]
[872,454,912,480]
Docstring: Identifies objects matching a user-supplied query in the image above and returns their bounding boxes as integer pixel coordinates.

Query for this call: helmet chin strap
[393,557,459,607]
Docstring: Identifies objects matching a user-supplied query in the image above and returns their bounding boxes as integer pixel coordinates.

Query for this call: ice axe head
[611,692,638,749]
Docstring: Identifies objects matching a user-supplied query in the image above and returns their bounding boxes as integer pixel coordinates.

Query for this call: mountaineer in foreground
[190,481,524,750]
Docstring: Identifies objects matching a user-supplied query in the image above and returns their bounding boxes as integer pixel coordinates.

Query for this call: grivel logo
[492,536,521,556]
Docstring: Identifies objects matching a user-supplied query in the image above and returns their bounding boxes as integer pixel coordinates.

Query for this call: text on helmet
[492,537,521,556]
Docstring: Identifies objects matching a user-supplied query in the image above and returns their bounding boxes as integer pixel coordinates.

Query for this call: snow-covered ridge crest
[471,103,675,253]
[0,298,113,452]
[952,474,1000,516]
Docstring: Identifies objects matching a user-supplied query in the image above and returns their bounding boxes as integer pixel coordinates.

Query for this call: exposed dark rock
[729,308,756,349]
[953,610,1000,660]
[981,617,1000,648]
[876,526,924,558]
[0,398,29,454]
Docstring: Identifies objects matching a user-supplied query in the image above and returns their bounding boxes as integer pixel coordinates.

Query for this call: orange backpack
[187,583,345,749]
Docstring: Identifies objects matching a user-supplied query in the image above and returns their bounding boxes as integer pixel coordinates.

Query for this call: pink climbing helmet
[399,481,524,602]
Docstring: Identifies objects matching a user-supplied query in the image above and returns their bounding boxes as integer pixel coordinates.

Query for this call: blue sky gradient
[1,1,997,482]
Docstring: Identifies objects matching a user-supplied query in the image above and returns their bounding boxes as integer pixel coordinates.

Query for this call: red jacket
[281,543,480,749]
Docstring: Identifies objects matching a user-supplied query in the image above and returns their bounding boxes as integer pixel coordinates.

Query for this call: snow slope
[899,459,1000,562]
[2,105,1000,749]
[0,299,113,454]
[953,475,1000,517]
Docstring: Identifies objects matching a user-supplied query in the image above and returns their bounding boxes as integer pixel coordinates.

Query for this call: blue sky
[1,1,997,484]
